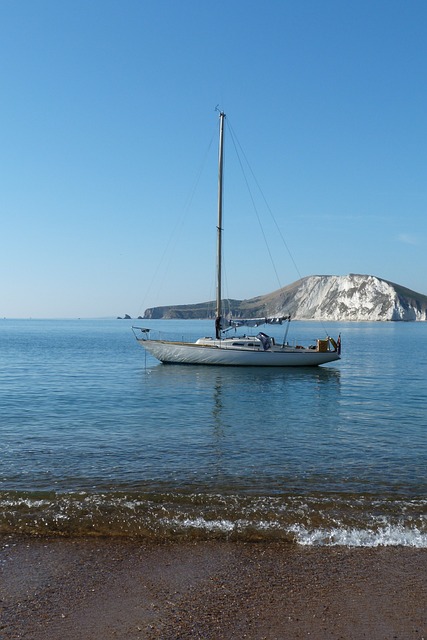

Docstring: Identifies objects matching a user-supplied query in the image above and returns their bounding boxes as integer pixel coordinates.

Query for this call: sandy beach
[0,537,426,639]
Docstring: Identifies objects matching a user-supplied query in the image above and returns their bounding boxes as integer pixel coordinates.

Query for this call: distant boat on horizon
[133,111,341,366]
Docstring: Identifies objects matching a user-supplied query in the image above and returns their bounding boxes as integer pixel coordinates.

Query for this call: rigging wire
[226,122,283,292]
[136,128,216,318]
[225,118,331,339]
[226,118,303,283]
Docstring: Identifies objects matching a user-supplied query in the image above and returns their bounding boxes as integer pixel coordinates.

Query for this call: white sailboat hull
[138,339,340,367]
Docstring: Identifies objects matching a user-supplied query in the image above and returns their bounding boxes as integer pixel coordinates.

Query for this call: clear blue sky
[1,0,426,318]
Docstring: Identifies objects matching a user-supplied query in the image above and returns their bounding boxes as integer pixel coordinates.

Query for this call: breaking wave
[1,491,426,547]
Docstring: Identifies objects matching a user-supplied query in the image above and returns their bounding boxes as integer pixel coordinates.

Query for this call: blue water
[1,318,426,546]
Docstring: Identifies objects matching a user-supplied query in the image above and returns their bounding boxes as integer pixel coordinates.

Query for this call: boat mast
[215,111,225,339]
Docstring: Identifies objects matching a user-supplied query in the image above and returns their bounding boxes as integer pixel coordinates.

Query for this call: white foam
[166,516,236,533]
[164,516,282,535]
[290,523,427,547]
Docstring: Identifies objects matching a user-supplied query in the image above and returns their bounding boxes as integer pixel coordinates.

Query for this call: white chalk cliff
[143,274,427,321]
[261,274,427,321]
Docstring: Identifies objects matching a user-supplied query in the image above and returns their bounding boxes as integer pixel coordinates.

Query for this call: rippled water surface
[1,319,426,545]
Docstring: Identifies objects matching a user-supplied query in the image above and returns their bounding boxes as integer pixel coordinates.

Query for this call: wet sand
[1,537,426,639]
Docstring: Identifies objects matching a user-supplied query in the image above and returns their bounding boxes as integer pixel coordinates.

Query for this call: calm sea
[1,318,426,547]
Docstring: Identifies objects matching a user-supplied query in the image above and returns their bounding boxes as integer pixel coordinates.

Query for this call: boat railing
[131,326,207,344]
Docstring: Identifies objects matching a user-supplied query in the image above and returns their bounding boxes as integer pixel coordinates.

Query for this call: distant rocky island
[138,274,427,322]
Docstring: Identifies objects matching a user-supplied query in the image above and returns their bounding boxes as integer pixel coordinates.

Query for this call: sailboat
[133,112,341,366]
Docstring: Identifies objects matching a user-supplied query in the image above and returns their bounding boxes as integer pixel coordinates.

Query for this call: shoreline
[1,537,426,639]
